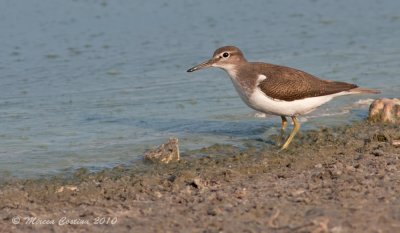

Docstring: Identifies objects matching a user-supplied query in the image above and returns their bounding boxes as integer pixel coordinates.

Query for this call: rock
[233,187,247,199]
[369,98,400,124]
[371,149,385,157]
[392,139,400,147]
[153,191,162,198]
[189,177,204,189]
[55,185,79,193]
[144,137,180,163]
[314,163,323,169]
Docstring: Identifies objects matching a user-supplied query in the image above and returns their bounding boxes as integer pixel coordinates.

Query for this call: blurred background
[0,0,399,178]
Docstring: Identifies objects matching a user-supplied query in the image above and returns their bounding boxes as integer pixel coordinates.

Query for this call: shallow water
[0,0,399,179]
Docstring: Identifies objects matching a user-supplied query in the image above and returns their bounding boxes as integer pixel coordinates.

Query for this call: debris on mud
[369,98,400,124]
[144,137,180,163]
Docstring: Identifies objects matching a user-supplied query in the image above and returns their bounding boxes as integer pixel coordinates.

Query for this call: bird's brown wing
[257,65,358,101]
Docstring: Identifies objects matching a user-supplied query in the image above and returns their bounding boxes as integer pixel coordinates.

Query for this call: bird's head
[187,46,247,73]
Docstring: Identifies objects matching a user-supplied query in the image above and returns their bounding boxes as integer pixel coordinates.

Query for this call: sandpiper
[187,46,380,149]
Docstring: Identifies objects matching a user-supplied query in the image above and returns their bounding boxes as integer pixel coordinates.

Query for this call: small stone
[375,134,388,142]
[216,191,226,201]
[189,177,204,189]
[331,226,344,233]
[291,189,306,196]
[207,207,219,216]
[345,165,356,172]
[153,191,162,198]
[234,188,247,199]
[55,185,79,193]
[386,165,397,172]
[371,150,385,157]
[314,163,323,169]
[392,139,400,147]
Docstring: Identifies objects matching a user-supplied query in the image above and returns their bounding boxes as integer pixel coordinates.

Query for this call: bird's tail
[350,87,381,94]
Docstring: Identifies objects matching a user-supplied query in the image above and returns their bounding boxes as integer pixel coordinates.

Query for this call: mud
[1,121,400,233]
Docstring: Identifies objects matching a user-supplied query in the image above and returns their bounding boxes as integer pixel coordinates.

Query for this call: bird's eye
[222,52,229,58]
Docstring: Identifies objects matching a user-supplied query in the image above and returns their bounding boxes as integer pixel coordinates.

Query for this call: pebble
[314,163,323,169]
[55,185,79,193]
[372,150,385,157]
[392,140,400,147]
[191,177,204,189]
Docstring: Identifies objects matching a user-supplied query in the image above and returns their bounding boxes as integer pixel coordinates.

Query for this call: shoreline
[1,121,399,232]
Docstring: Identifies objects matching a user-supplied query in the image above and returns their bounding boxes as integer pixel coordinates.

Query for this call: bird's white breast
[248,87,338,116]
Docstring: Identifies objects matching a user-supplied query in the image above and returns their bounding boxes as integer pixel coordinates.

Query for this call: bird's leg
[277,116,288,146]
[280,116,301,150]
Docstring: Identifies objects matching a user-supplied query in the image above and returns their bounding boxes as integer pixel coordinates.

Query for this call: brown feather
[252,63,358,101]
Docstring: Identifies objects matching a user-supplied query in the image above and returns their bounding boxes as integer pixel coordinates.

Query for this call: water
[1,0,399,179]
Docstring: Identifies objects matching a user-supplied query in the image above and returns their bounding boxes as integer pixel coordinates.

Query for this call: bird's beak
[187,58,216,72]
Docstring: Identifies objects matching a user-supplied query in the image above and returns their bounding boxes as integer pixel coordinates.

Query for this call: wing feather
[256,64,357,101]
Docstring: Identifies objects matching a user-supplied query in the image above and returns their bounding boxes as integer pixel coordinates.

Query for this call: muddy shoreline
[1,121,400,233]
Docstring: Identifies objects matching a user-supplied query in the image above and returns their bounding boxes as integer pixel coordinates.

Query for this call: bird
[187,46,380,150]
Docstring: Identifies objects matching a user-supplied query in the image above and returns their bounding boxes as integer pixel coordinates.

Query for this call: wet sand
[1,121,399,233]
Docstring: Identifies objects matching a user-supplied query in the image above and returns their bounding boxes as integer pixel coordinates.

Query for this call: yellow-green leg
[277,116,288,146]
[280,116,288,134]
[281,116,301,150]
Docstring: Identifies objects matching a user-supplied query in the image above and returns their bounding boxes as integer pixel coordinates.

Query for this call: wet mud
[1,121,400,233]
